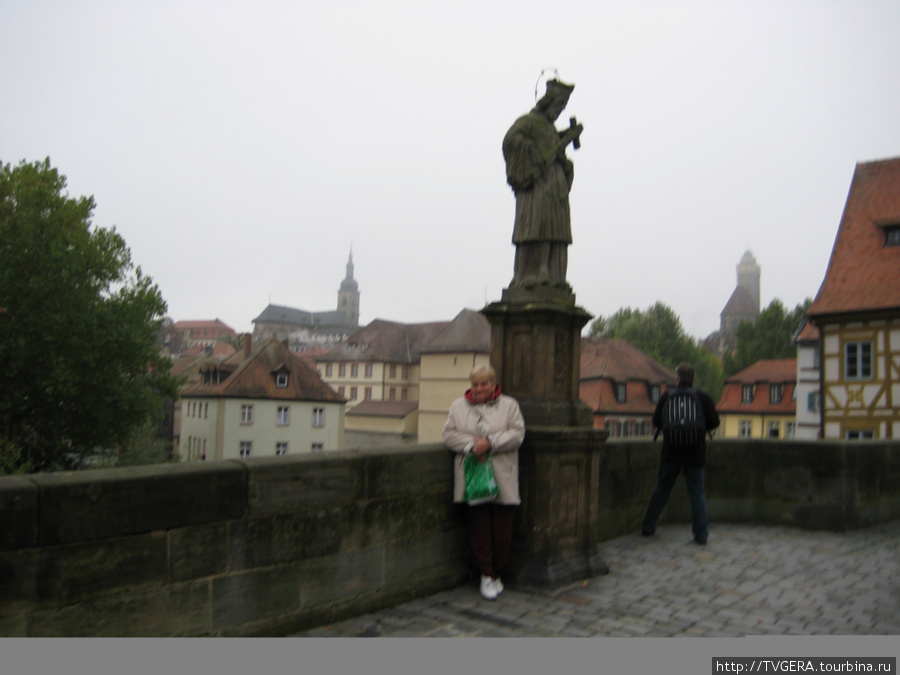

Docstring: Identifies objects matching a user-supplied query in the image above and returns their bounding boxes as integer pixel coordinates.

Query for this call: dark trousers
[642,456,709,543]
[467,503,516,579]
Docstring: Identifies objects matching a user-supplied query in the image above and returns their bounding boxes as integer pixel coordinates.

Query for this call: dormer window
[272,365,290,389]
[881,223,900,247]
[770,384,783,404]
[742,384,755,404]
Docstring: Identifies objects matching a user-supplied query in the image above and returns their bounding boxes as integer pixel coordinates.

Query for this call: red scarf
[465,385,502,405]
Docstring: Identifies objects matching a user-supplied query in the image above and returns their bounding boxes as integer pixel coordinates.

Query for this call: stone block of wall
[28,580,211,637]
[31,462,246,545]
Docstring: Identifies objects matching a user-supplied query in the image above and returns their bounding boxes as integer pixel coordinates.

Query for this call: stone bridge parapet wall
[1,440,898,636]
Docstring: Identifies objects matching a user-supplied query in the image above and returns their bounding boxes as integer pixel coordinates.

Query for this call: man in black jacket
[642,363,720,544]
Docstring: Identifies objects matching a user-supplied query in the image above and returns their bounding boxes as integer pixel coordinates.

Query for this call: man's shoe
[641,527,655,537]
[480,575,498,600]
[692,537,707,545]
[492,577,504,596]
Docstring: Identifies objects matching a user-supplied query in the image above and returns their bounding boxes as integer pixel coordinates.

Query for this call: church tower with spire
[337,249,360,327]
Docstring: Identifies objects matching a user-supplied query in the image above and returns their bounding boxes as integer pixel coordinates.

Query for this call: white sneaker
[492,577,504,596]
[480,575,498,600]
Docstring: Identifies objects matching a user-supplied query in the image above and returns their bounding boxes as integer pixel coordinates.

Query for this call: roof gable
[421,309,490,354]
[808,157,900,318]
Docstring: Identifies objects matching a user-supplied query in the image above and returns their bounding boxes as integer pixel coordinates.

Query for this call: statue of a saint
[503,79,583,289]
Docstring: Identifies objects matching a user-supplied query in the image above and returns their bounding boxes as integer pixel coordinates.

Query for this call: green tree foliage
[722,298,812,377]
[0,158,179,473]
[588,302,724,400]
[90,420,174,469]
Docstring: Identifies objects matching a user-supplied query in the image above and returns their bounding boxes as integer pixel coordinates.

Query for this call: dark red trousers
[467,503,516,579]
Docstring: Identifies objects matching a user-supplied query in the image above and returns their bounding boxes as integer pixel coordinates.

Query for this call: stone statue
[503,79,583,290]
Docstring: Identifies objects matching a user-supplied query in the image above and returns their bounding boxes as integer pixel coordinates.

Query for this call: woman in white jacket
[443,364,525,600]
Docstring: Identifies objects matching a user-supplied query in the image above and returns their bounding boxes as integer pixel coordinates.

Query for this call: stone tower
[337,249,360,327]
[736,249,761,311]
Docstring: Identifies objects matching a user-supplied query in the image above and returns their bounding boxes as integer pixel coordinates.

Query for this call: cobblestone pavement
[294,521,900,637]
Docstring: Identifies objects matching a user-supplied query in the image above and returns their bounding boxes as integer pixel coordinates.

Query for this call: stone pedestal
[509,427,610,588]
[482,292,594,428]
[482,290,610,588]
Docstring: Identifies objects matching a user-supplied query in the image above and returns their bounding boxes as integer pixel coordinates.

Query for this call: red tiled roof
[183,338,343,403]
[808,157,900,318]
[724,359,797,384]
[579,338,675,416]
[580,379,658,416]
[794,318,819,343]
[716,359,796,414]
[580,338,675,384]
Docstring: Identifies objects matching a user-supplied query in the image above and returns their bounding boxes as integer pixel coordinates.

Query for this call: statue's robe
[502,109,573,247]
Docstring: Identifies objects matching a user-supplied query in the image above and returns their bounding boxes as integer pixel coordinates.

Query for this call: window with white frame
[239,441,252,458]
[390,364,397,378]
[325,364,333,376]
[785,422,796,439]
[767,421,780,438]
[770,384,783,404]
[276,442,288,456]
[350,386,358,400]
[275,372,289,388]
[650,385,660,403]
[844,341,873,380]
[339,363,346,377]
[351,363,358,377]
[241,404,254,425]
[338,386,345,396]
[846,429,875,440]
[739,420,752,438]
[311,442,324,452]
[741,385,754,404]
[615,383,626,403]
[312,407,325,427]
[389,387,396,400]
[277,406,289,426]
[365,363,373,378]
[402,365,408,378]
[364,387,372,400]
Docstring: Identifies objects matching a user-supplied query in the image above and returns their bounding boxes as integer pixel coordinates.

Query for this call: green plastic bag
[463,453,499,504]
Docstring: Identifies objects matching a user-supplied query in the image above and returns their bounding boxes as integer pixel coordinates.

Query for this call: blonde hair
[469,364,496,383]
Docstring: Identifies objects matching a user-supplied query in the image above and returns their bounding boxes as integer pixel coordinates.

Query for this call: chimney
[243,334,251,358]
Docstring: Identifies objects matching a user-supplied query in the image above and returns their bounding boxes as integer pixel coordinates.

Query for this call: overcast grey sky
[3,0,899,339]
